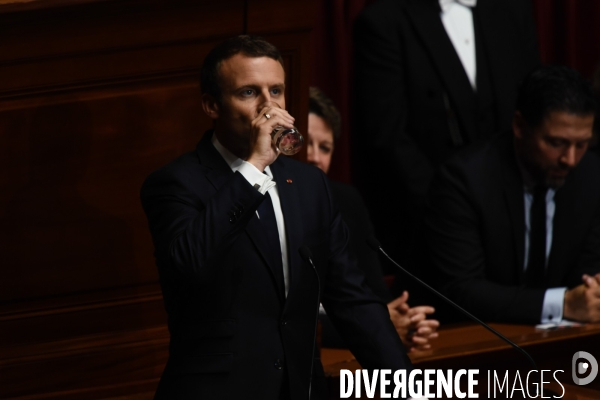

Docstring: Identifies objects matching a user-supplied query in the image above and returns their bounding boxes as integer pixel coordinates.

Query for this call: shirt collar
[211,132,244,172]
[211,132,274,178]
[439,0,477,12]
[515,154,556,198]
[516,157,536,191]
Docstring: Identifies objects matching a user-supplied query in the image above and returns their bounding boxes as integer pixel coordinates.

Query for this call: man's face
[203,54,286,158]
[514,110,594,188]
[307,113,334,174]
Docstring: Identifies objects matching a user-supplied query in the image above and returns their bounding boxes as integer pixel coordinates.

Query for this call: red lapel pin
[286,179,292,184]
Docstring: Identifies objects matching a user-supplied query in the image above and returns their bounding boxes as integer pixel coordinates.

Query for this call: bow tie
[439,0,477,12]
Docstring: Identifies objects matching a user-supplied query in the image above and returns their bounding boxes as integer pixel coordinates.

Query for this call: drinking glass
[258,102,304,156]
[271,125,303,156]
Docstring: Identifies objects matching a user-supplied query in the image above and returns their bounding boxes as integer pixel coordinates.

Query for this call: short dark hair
[200,35,284,102]
[308,87,341,140]
[517,65,596,128]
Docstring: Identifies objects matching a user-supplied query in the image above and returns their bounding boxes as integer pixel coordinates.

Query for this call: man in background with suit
[426,65,600,324]
[141,35,412,400]
[352,0,540,286]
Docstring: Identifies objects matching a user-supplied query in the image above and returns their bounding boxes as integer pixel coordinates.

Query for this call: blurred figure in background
[308,87,439,351]
[426,65,600,324]
[352,0,540,299]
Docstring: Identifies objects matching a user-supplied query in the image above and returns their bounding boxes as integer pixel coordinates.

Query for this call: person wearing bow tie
[352,0,540,306]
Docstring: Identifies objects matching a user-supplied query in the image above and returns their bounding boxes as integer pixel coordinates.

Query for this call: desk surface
[323,322,600,374]
[323,322,600,399]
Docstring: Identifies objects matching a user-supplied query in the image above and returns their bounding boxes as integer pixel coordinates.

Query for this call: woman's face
[307,113,335,174]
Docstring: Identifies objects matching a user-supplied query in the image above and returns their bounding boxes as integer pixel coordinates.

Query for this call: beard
[544,174,567,189]
[541,165,571,189]
[521,157,570,189]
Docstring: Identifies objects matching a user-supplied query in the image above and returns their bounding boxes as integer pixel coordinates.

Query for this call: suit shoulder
[141,150,200,192]
[579,150,600,172]
[573,151,600,189]
[432,134,515,202]
[329,181,364,205]
[443,135,507,175]
[329,181,372,227]
[356,0,407,25]
[275,156,326,181]
[499,0,536,15]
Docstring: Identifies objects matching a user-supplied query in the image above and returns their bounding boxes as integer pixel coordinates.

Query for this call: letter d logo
[572,351,598,385]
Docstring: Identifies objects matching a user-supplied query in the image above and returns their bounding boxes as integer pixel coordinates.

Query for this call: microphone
[366,237,539,371]
[299,246,322,400]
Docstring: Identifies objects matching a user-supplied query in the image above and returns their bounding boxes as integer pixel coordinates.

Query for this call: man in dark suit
[141,35,411,400]
[426,65,600,324]
[352,0,540,278]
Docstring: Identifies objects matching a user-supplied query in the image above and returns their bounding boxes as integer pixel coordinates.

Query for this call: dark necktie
[257,192,285,296]
[526,185,547,288]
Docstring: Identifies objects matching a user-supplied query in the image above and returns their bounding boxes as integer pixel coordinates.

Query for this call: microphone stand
[370,238,561,396]
[367,238,539,369]
[300,246,322,400]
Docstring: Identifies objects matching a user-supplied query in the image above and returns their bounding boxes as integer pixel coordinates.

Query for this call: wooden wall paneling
[0,84,214,300]
[0,0,317,398]
[0,0,115,14]
[0,1,245,399]
[0,77,211,399]
[0,1,245,99]
[246,0,316,35]
[0,80,197,400]
[1,326,170,399]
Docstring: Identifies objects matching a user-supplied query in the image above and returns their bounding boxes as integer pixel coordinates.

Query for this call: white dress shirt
[522,184,566,324]
[439,0,477,90]
[519,163,566,324]
[212,134,290,296]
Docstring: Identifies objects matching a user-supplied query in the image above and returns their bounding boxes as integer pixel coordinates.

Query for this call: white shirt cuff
[237,161,276,194]
[540,287,567,324]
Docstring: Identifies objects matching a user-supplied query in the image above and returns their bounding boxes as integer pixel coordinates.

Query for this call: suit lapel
[197,131,286,301]
[547,178,578,285]
[196,131,234,191]
[405,0,477,142]
[245,208,287,302]
[270,158,304,302]
[499,139,526,284]
[475,0,514,126]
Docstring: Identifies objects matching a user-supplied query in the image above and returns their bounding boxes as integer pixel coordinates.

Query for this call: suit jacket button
[281,320,287,326]
[229,217,235,223]
[274,359,283,369]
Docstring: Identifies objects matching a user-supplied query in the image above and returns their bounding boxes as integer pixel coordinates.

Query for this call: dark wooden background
[0,0,315,398]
